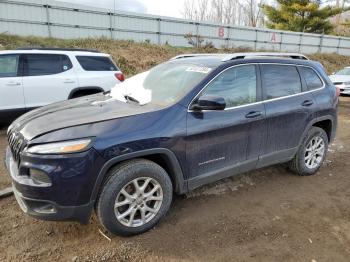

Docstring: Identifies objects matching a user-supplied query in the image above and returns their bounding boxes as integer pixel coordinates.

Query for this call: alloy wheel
[304,136,325,169]
[114,177,163,227]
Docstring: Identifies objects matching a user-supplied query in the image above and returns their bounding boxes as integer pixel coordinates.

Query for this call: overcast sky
[56,0,186,18]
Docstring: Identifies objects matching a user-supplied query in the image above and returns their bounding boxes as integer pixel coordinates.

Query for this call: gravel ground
[1,97,350,261]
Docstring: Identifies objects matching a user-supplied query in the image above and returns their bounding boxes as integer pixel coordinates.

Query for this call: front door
[186,64,266,189]
[0,54,25,120]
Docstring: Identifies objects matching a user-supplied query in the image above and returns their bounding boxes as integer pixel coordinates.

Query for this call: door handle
[63,79,75,83]
[6,82,21,86]
[302,100,313,107]
[245,111,262,118]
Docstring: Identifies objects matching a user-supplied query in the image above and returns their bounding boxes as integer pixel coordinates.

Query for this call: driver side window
[201,65,257,108]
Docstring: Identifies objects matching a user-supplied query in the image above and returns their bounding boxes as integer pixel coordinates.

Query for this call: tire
[96,159,173,236]
[289,126,328,176]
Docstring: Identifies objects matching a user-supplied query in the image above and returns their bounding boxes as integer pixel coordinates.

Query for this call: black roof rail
[221,52,309,61]
[15,47,100,53]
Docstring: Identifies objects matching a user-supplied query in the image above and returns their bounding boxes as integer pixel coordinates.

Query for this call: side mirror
[190,95,226,111]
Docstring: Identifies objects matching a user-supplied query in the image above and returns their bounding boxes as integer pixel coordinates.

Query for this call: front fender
[90,148,187,202]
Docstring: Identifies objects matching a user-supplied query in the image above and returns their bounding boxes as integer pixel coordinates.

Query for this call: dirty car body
[5,55,338,230]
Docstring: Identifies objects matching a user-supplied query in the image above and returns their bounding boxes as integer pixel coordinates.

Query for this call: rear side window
[261,65,302,100]
[24,54,72,76]
[299,67,323,90]
[201,65,257,107]
[76,56,118,71]
[0,54,19,78]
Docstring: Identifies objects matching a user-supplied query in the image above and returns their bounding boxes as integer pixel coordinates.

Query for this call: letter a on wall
[271,32,276,42]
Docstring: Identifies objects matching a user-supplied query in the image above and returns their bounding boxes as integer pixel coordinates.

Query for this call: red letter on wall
[218,27,225,38]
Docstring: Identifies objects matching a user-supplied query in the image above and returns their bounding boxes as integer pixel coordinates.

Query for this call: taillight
[115,72,125,82]
[335,86,341,97]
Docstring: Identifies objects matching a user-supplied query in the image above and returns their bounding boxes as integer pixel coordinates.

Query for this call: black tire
[96,159,173,236]
[289,126,328,176]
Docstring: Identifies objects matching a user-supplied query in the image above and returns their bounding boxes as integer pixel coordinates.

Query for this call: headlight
[27,139,92,154]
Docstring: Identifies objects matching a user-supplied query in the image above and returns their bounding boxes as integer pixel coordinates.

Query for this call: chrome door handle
[6,82,21,86]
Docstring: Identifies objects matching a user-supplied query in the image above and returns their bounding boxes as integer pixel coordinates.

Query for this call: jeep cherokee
[5,52,338,236]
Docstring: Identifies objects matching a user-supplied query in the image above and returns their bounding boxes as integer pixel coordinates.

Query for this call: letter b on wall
[218,27,225,38]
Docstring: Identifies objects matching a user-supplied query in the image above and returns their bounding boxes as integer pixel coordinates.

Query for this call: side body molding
[90,148,187,202]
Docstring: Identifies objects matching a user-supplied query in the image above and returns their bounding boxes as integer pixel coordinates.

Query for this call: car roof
[166,54,318,69]
[0,49,110,56]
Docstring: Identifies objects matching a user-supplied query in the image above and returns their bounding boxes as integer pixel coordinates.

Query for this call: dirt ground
[1,98,350,262]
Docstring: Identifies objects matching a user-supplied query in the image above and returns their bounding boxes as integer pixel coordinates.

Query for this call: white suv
[0,48,124,124]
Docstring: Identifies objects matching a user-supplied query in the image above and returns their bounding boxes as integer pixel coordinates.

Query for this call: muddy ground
[1,97,350,262]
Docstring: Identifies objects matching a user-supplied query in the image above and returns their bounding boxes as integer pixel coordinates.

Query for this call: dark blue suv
[5,53,338,236]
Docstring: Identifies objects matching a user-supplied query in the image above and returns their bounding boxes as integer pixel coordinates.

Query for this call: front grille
[8,131,26,162]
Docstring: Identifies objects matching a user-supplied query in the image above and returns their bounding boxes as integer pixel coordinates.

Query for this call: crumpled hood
[9,93,159,141]
[329,75,350,83]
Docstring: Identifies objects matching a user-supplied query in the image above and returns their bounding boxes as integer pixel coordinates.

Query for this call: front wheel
[96,159,173,236]
[289,127,328,176]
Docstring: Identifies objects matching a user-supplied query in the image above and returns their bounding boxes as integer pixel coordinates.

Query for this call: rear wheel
[96,159,173,236]
[289,127,328,176]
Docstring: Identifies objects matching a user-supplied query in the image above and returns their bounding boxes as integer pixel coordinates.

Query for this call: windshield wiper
[124,94,140,104]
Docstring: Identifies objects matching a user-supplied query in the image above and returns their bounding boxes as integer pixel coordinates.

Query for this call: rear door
[0,54,25,113]
[22,53,77,109]
[75,55,120,91]
[186,64,267,188]
[258,64,317,167]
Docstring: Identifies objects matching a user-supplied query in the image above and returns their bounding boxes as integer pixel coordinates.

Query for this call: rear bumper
[5,146,104,223]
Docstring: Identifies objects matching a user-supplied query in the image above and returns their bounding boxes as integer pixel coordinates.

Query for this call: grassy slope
[1,34,350,75]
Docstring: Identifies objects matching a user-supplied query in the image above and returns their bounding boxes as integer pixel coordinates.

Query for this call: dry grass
[1,34,350,75]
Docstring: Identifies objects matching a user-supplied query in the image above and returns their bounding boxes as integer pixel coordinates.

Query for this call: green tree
[262,0,347,34]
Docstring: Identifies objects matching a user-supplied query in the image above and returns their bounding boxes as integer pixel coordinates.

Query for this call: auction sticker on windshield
[186,66,211,74]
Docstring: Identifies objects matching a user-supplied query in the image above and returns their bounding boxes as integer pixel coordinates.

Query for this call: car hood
[329,75,350,83]
[9,93,159,141]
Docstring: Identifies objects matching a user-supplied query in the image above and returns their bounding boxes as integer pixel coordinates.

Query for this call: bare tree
[210,0,224,23]
[182,0,197,20]
[242,0,265,27]
[182,0,210,21]
[181,0,265,27]
[198,0,209,21]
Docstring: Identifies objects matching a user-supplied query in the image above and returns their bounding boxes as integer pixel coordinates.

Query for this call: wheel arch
[90,148,187,203]
[299,115,335,146]
[312,119,333,142]
[68,86,104,99]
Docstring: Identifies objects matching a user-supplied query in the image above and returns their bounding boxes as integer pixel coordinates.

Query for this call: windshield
[110,62,212,106]
[335,68,350,75]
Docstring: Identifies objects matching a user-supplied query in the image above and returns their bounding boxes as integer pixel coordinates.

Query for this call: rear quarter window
[299,67,323,90]
[76,56,118,71]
